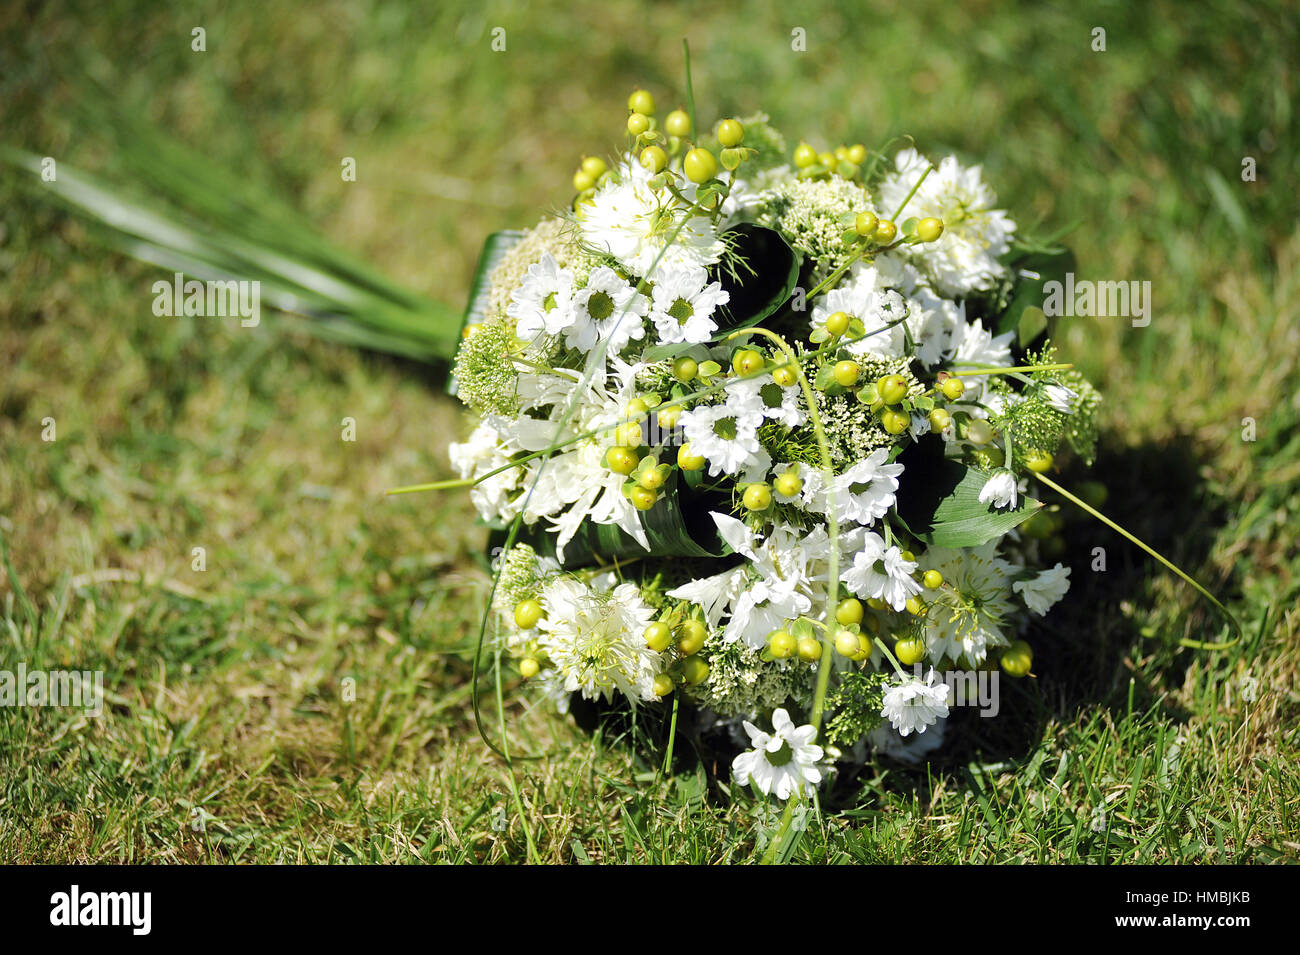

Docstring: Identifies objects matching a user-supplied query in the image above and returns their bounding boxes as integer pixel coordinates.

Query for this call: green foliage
[825,670,890,746]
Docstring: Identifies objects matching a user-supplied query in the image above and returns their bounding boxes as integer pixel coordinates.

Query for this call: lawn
[1,0,1297,863]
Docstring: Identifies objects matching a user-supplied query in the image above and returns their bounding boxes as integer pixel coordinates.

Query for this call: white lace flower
[648,265,729,344]
[881,668,951,737]
[878,148,1016,297]
[579,159,725,276]
[565,266,649,353]
[1013,562,1071,615]
[978,469,1019,510]
[731,708,823,800]
[679,401,765,477]
[842,531,923,611]
[506,254,576,340]
[536,578,659,703]
[821,448,905,526]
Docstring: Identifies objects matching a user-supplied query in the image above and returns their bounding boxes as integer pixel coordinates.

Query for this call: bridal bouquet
[446,89,1103,800]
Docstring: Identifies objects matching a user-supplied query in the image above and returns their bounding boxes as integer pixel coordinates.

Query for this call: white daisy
[647,265,729,344]
[679,401,765,477]
[506,254,576,340]
[730,373,805,428]
[565,266,649,354]
[731,708,823,800]
[1013,562,1071,615]
[842,531,923,611]
[809,264,910,360]
[880,668,951,737]
[821,448,905,526]
[978,469,1019,510]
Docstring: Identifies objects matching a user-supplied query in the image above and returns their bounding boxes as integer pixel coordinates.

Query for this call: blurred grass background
[1,0,1297,862]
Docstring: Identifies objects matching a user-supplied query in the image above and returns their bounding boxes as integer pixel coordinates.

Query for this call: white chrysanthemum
[448,422,524,523]
[731,707,823,800]
[878,148,1016,297]
[1013,562,1071,615]
[679,401,765,477]
[536,577,659,703]
[809,264,910,360]
[729,374,805,428]
[507,254,576,340]
[979,469,1019,510]
[842,531,922,611]
[818,448,905,527]
[579,159,725,276]
[1042,382,1078,414]
[945,317,1014,403]
[880,668,951,737]
[565,266,649,353]
[916,543,1021,665]
[648,265,729,344]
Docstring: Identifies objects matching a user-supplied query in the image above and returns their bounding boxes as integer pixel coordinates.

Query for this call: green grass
[1,0,1298,863]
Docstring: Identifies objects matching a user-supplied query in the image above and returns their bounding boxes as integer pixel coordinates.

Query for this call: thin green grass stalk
[494,646,541,862]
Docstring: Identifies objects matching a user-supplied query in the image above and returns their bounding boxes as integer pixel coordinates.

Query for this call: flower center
[587,290,615,321]
[668,297,694,325]
[712,416,738,440]
[542,291,558,312]
[759,382,783,409]
[767,739,794,767]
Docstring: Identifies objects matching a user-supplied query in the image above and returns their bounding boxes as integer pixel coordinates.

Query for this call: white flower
[842,532,922,611]
[823,448,905,526]
[506,254,575,340]
[730,374,805,428]
[448,422,523,523]
[809,265,910,360]
[881,668,951,737]
[878,148,1016,297]
[1013,562,1071,615]
[979,469,1019,510]
[916,543,1020,665]
[565,266,649,353]
[579,159,724,276]
[1042,382,1078,414]
[648,265,729,344]
[945,316,1014,403]
[679,401,765,477]
[731,708,823,800]
[535,578,659,703]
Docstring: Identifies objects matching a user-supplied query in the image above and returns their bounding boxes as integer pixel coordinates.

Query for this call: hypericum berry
[767,629,796,659]
[627,112,651,136]
[774,471,803,498]
[876,374,908,405]
[928,408,952,431]
[742,483,772,511]
[796,636,822,662]
[573,169,595,192]
[581,156,608,179]
[793,142,819,168]
[941,375,965,400]
[614,421,643,448]
[627,89,655,115]
[847,144,867,165]
[1000,640,1033,678]
[678,619,708,655]
[874,219,898,244]
[680,656,710,686]
[964,418,994,445]
[866,597,886,611]
[520,657,540,679]
[833,360,861,387]
[824,311,851,337]
[677,443,706,471]
[652,673,675,696]
[683,148,718,183]
[514,599,544,630]
[916,217,944,243]
[639,145,667,173]
[732,349,764,376]
[922,569,944,590]
[836,598,865,626]
[834,628,862,658]
[664,109,691,138]
[881,409,910,435]
[905,595,927,616]
[625,397,649,418]
[656,404,681,429]
[716,118,744,147]
[1025,450,1054,473]
[637,467,666,491]
[672,356,699,381]
[630,486,658,511]
[855,211,878,236]
[605,449,637,475]
[819,151,836,168]
[645,622,673,652]
[894,637,926,666]
[900,550,915,562]
[772,363,797,387]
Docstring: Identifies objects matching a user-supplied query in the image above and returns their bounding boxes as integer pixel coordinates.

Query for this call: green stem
[1032,472,1241,650]
[889,164,934,221]
[662,693,680,776]
[494,646,541,862]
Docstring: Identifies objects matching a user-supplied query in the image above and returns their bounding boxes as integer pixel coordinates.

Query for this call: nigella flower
[978,469,1019,510]
[1013,562,1071,615]
[731,708,823,800]
[880,668,951,737]
[535,578,659,703]
[506,253,575,341]
[647,265,729,345]
[565,266,649,353]
[1042,382,1078,414]
[842,531,922,611]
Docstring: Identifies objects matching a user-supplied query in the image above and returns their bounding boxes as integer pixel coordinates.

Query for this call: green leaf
[712,225,801,336]
[995,246,1076,343]
[895,454,1040,548]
